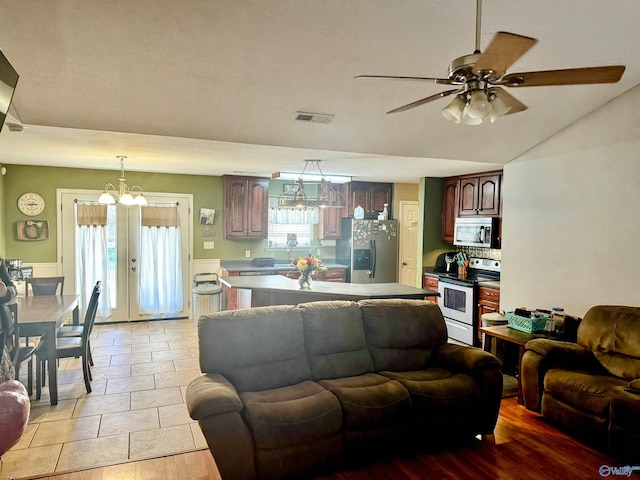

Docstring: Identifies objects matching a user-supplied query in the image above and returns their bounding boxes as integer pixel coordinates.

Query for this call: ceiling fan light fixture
[466,89,492,119]
[441,95,466,123]
[489,92,512,123]
[460,105,483,126]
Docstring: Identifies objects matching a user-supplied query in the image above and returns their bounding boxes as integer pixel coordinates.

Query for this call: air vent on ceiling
[294,111,334,124]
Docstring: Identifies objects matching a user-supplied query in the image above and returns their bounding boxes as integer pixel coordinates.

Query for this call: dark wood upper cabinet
[457,173,501,217]
[223,175,269,238]
[441,171,502,243]
[317,188,342,240]
[441,177,459,243]
[344,182,392,219]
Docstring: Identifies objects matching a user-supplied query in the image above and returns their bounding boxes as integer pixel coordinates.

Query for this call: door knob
[402,262,408,266]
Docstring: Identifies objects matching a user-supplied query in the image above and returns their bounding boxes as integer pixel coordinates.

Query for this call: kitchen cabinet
[279,268,346,283]
[279,269,300,280]
[477,286,500,342]
[319,268,347,283]
[344,182,392,219]
[220,270,240,310]
[423,275,439,304]
[317,188,342,240]
[441,177,458,243]
[458,173,501,217]
[223,175,269,238]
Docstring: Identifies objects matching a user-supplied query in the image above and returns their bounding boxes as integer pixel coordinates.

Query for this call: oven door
[437,280,474,325]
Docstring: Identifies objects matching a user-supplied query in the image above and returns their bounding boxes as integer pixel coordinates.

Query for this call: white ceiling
[0,0,638,182]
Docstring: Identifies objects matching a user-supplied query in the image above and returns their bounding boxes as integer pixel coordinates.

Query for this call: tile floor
[2,318,208,479]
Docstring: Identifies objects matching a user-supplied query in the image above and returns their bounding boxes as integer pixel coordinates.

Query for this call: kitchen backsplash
[456,246,501,260]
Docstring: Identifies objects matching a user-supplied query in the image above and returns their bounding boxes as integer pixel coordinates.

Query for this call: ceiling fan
[356,0,625,125]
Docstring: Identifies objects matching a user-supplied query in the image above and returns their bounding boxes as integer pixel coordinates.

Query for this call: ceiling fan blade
[501,65,626,87]
[492,87,527,115]
[473,32,538,76]
[355,75,458,86]
[387,89,461,114]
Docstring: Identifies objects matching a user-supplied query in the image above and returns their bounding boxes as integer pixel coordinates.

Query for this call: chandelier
[272,160,349,209]
[98,156,147,205]
[440,80,511,125]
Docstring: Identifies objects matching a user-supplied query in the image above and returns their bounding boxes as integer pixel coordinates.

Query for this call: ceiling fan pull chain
[475,0,482,54]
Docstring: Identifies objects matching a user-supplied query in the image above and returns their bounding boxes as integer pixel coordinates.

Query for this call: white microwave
[453,217,500,248]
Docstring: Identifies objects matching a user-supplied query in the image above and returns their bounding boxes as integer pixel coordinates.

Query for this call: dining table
[16,294,80,405]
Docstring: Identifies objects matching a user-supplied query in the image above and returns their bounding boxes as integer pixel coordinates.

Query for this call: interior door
[399,201,419,286]
[59,190,192,322]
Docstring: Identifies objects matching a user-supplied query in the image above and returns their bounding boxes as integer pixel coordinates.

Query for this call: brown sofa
[186,299,503,480]
[521,305,640,460]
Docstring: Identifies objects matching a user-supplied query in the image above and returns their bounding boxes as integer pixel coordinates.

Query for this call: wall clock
[17,192,46,216]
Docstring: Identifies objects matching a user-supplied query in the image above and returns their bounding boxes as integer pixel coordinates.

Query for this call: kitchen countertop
[220,275,438,303]
[221,260,348,274]
[423,267,500,290]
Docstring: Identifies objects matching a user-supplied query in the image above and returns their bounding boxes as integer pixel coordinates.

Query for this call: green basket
[506,311,549,333]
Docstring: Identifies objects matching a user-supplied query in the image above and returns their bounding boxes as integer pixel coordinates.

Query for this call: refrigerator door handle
[371,239,376,278]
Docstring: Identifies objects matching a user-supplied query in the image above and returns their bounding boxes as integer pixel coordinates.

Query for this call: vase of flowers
[293,255,326,289]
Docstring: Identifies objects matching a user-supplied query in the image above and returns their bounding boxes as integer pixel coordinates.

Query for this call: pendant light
[98,156,148,206]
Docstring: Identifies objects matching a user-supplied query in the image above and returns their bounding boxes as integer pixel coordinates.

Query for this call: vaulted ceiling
[0,1,638,182]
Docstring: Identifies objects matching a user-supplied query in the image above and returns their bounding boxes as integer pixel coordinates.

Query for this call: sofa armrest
[186,373,243,421]
[521,339,602,413]
[186,374,256,480]
[432,343,503,434]
[524,338,591,359]
[627,379,640,394]
[432,343,502,372]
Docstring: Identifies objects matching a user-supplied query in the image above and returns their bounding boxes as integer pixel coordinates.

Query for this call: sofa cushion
[240,380,342,450]
[360,299,447,372]
[298,301,374,380]
[198,306,311,392]
[381,368,480,409]
[544,368,628,417]
[318,373,411,430]
[578,306,640,380]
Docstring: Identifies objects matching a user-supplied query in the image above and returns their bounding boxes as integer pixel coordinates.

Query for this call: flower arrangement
[292,255,327,288]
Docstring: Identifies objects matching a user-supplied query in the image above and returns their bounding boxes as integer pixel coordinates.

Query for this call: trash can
[192,273,222,328]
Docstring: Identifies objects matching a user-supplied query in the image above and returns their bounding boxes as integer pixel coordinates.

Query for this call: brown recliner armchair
[521,305,640,460]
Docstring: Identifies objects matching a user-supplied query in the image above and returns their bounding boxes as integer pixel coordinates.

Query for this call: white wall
[500,84,640,318]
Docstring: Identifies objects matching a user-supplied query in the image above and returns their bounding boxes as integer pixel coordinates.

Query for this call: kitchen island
[219,275,439,309]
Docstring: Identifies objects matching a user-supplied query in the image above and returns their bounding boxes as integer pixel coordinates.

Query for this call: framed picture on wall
[199,208,215,225]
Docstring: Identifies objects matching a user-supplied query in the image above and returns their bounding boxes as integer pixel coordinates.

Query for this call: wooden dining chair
[25,276,65,296]
[57,281,101,366]
[5,303,40,395]
[36,283,100,398]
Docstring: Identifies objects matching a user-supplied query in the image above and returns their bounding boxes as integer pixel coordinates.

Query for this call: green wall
[1,164,271,262]
[421,177,454,267]
[2,164,422,265]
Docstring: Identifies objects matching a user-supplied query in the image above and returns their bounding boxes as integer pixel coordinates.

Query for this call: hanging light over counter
[272,160,349,209]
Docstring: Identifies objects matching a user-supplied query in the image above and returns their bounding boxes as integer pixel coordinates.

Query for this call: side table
[479,325,565,405]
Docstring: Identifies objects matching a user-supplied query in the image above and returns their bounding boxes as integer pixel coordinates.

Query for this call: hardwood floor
[25,398,615,480]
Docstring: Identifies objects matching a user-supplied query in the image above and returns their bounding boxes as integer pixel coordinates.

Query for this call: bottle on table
[552,307,566,334]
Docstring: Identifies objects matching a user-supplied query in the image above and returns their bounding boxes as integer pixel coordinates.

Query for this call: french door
[59,190,192,322]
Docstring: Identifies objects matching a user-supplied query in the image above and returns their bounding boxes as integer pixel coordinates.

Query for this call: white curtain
[268,197,319,224]
[138,206,183,314]
[75,203,112,319]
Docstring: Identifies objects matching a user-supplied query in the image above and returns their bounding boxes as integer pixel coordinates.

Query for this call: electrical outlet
[203,241,215,250]
[245,250,251,258]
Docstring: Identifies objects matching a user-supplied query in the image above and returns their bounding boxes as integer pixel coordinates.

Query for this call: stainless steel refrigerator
[336,218,398,283]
